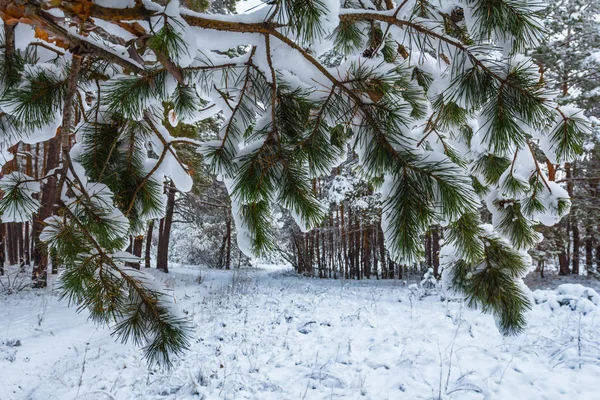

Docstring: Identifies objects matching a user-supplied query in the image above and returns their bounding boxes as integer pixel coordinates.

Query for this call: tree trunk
[225,216,232,270]
[0,224,4,276]
[32,134,61,287]
[6,223,16,267]
[378,225,387,279]
[341,203,349,279]
[432,227,440,279]
[145,220,154,268]
[585,226,593,273]
[558,251,570,276]
[156,181,176,273]
[572,220,580,275]
[24,221,30,267]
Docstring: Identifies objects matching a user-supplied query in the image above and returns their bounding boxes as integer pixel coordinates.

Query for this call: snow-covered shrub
[534,284,600,315]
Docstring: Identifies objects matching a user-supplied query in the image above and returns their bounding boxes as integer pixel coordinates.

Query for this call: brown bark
[0,224,4,275]
[225,217,231,270]
[340,203,349,279]
[585,227,593,273]
[156,181,176,273]
[378,225,387,279]
[362,219,370,279]
[558,251,570,276]
[432,227,440,278]
[17,222,23,269]
[7,223,17,266]
[572,220,580,275]
[144,220,154,268]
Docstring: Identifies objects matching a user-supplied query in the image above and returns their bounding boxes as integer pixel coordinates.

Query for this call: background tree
[532,0,600,276]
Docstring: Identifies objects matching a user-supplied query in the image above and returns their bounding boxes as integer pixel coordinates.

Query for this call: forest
[0,0,599,398]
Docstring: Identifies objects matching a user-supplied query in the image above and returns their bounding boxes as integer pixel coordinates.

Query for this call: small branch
[526,140,552,192]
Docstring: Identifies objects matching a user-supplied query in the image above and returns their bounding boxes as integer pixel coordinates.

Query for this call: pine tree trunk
[17,222,23,266]
[558,251,570,276]
[340,203,349,279]
[316,228,322,278]
[378,225,387,279]
[145,220,154,268]
[329,214,335,278]
[354,213,360,279]
[425,230,432,269]
[432,227,440,279]
[363,220,370,279]
[572,220,580,275]
[156,181,176,273]
[585,227,593,273]
[32,134,61,287]
[24,221,30,267]
[225,217,232,270]
[50,248,58,274]
[0,224,4,276]
[7,223,17,266]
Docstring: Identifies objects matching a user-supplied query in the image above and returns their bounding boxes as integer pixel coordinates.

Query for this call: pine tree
[532,0,600,275]
[0,0,590,364]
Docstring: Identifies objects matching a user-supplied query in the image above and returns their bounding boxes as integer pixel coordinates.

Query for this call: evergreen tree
[0,0,589,364]
[532,0,600,275]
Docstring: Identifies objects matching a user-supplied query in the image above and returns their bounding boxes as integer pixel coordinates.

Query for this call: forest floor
[1,264,600,400]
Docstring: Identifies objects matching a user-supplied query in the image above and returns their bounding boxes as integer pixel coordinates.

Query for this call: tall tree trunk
[432,227,440,279]
[363,220,370,279]
[341,203,349,279]
[24,221,30,267]
[225,216,232,270]
[0,224,4,276]
[132,236,143,258]
[572,220,580,275]
[50,248,58,274]
[156,181,176,273]
[425,230,432,269]
[558,251,570,276]
[17,223,24,271]
[145,220,154,268]
[585,226,593,273]
[7,223,17,266]
[378,225,387,279]
[32,129,61,286]
[354,213,360,279]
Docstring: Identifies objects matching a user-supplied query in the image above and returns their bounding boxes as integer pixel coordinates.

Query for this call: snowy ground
[1,265,600,400]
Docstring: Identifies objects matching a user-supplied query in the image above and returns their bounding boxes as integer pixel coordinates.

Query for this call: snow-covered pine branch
[0,0,591,364]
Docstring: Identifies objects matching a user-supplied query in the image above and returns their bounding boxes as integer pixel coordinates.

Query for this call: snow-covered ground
[2,265,600,399]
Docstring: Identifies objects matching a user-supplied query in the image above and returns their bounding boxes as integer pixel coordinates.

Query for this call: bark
[17,222,24,270]
[0,224,4,276]
[585,226,593,273]
[7,223,17,267]
[24,218,30,267]
[572,220,580,275]
[425,230,432,269]
[378,225,387,279]
[432,227,440,279]
[225,217,231,270]
[50,248,58,274]
[156,181,176,273]
[558,251,570,276]
[144,220,154,268]
[340,203,349,279]
[362,220,370,279]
